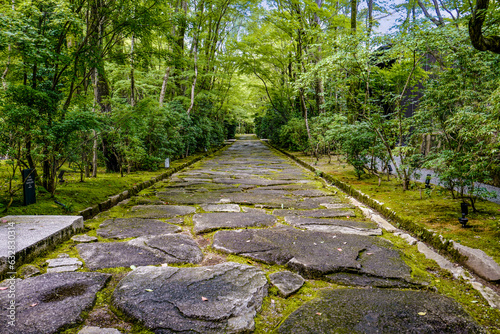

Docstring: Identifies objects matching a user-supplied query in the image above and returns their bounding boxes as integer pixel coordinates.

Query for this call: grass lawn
[292,152,500,264]
[0,153,206,217]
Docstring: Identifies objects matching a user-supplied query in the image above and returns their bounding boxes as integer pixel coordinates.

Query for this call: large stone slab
[226,193,298,208]
[129,205,195,218]
[273,209,355,218]
[97,218,181,239]
[201,204,241,212]
[193,212,277,234]
[284,216,382,236]
[213,226,412,285]
[0,272,110,334]
[77,242,167,269]
[129,234,203,264]
[0,216,83,279]
[277,289,485,334]
[157,192,231,204]
[112,262,268,333]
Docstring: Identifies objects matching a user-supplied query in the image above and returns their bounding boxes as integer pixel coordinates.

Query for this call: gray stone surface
[284,216,382,236]
[273,209,355,218]
[277,289,485,334]
[129,205,196,218]
[76,242,167,270]
[0,216,83,278]
[46,257,82,268]
[291,189,332,197]
[201,204,241,212]
[453,242,500,282]
[269,271,304,297]
[78,326,121,334]
[213,225,412,285]
[46,257,82,273]
[129,234,203,264]
[112,262,268,333]
[193,212,277,234]
[0,272,110,334]
[97,218,181,239]
[71,234,98,243]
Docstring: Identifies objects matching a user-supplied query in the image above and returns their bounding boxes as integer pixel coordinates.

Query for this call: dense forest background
[0,0,499,201]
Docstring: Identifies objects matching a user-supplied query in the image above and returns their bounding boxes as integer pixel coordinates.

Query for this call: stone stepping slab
[201,204,241,212]
[277,289,484,333]
[46,256,82,273]
[112,262,268,333]
[193,212,277,234]
[128,234,203,264]
[129,205,195,218]
[77,233,203,269]
[97,218,181,239]
[269,271,305,297]
[157,192,232,205]
[0,272,110,334]
[273,209,355,218]
[212,226,413,286]
[77,242,168,270]
[284,217,382,236]
[225,193,299,208]
[212,178,297,186]
[291,189,333,197]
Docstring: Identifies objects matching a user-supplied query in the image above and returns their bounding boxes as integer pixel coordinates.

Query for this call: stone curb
[77,143,232,221]
[262,140,500,283]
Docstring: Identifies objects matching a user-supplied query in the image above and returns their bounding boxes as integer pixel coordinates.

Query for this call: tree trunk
[350,0,357,32]
[92,130,98,177]
[130,34,136,107]
[159,67,171,107]
[469,0,500,54]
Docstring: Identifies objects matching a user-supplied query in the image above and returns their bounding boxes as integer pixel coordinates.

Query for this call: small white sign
[165,158,170,168]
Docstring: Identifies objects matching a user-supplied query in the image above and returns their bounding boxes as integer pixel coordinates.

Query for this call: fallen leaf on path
[316,312,322,316]
[0,287,8,290]
[145,289,153,292]
[337,248,342,252]
[30,303,38,307]
[418,312,426,316]
[202,297,208,301]
[130,265,137,270]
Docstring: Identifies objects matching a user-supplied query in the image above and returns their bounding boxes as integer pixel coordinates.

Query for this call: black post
[22,169,36,206]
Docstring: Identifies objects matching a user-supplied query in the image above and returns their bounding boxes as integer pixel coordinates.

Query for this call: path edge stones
[77,142,232,221]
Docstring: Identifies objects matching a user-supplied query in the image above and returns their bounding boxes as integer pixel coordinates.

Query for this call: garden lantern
[458,202,469,228]
[425,174,432,189]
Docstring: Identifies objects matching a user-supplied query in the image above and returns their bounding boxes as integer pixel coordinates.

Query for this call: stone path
[0,135,494,333]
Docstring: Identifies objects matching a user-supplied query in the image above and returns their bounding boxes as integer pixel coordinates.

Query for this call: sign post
[164,158,170,169]
[22,169,36,206]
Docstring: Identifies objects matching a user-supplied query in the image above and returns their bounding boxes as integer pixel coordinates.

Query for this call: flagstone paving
[0,135,492,333]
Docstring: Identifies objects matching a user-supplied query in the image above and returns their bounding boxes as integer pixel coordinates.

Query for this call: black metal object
[425,174,432,189]
[458,202,469,228]
[387,164,392,174]
[58,170,65,184]
[22,169,36,206]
